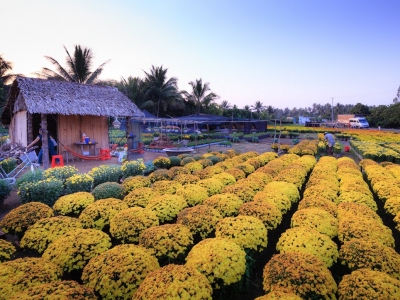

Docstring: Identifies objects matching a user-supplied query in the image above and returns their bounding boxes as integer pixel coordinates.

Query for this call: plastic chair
[100,149,111,161]
[51,155,64,168]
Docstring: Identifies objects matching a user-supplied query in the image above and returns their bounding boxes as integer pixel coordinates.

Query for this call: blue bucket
[85,137,90,144]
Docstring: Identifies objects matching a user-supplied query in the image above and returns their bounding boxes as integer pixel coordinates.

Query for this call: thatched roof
[1,77,144,125]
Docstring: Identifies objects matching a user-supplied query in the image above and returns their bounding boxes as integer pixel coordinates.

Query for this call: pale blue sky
[2,0,400,109]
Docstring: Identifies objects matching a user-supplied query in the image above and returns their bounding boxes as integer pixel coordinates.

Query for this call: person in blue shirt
[26,127,56,164]
[324,132,335,155]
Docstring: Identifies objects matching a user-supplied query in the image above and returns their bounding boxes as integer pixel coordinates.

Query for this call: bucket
[85,137,90,144]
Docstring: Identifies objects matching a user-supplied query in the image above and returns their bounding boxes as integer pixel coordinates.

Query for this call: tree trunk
[41,114,50,168]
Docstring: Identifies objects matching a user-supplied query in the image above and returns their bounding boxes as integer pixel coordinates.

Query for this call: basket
[20,150,38,163]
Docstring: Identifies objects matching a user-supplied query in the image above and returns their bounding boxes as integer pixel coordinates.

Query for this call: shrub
[42,228,111,273]
[91,182,125,200]
[146,194,187,224]
[123,187,159,208]
[168,156,181,167]
[64,173,94,194]
[262,252,337,299]
[203,193,243,217]
[20,216,83,254]
[186,237,246,289]
[143,161,155,175]
[180,157,196,165]
[88,164,122,187]
[52,192,95,217]
[79,198,128,230]
[109,207,159,243]
[9,280,97,300]
[132,264,212,300]
[82,244,159,300]
[0,158,17,173]
[239,201,282,230]
[122,176,151,194]
[0,202,53,236]
[43,166,78,182]
[18,177,63,206]
[0,179,12,204]
[121,159,146,178]
[153,156,171,169]
[139,224,194,262]
[0,239,16,263]
[16,169,44,188]
[0,257,62,299]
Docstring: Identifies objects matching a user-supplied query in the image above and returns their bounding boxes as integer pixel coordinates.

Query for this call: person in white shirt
[324,132,335,155]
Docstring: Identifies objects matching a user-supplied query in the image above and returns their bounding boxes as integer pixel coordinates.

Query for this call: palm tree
[142,65,183,117]
[184,79,219,115]
[115,76,147,108]
[251,101,267,114]
[38,45,109,84]
[0,55,19,84]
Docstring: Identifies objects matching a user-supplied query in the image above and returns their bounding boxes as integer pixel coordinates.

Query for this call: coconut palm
[38,45,109,84]
[0,55,19,84]
[115,76,147,108]
[184,79,219,115]
[142,65,184,117]
[251,101,267,114]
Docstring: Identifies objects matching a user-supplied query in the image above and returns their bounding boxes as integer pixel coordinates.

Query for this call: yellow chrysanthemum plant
[0,239,16,262]
[78,198,129,230]
[88,164,123,188]
[384,196,400,216]
[222,183,257,203]
[254,290,302,300]
[215,216,268,253]
[121,158,146,178]
[9,280,97,300]
[297,196,338,217]
[109,207,159,244]
[0,257,63,299]
[291,208,338,238]
[123,187,159,207]
[212,172,237,186]
[145,194,188,224]
[202,193,243,217]
[264,181,300,203]
[152,156,171,169]
[185,237,247,289]
[82,244,160,300]
[196,178,225,196]
[173,173,200,185]
[253,190,292,214]
[132,264,213,300]
[224,167,247,180]
[0,202,53,237]
[175,184,210,206]
[148,169,173,183]
[151,179,182,195]
[262,252,338,299]
[43,165,78,182]
[338,268,400,300]
[20,216,83,254]
[121,175,151,194]
[239,200,282,230]
[139,224,194,264]
[176,205,223,240]
[64,173,94,194]
[42,228,112,273]
[339,238,400,280]
[52,192,95,217]
[277,227,339,268]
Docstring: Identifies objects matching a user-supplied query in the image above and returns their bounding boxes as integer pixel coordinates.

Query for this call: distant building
[298,116,311,124]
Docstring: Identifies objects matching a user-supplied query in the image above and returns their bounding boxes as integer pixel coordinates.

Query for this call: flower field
[1,140,400,299]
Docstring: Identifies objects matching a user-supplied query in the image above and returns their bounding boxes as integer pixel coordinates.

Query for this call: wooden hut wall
[58,115,109,155]
[9,111,27,146]
[128,121,143,142]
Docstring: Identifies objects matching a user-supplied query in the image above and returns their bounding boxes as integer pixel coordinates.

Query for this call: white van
[349,117,369,128]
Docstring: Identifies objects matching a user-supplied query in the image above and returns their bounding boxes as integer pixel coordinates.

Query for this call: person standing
[324,132,335,155]
[26,127,56,165]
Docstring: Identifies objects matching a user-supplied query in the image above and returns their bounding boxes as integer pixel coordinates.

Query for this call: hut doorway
[31,114,59,151]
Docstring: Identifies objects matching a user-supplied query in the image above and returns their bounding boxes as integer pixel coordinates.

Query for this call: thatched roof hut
[1,77,144,164]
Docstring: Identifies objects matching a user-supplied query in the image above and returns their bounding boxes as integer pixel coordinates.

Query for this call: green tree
[350,103,370,115]
[184,79,219,115]
[0,55,19,112]
[142,65,184,117]
[38,45,109,84]
[115,76,146,108]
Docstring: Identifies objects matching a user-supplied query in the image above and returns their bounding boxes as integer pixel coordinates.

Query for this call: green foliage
[0,179,12,203]
[18,178,63,206]
[16,169,44,188]
[153,157,171,169]
[180,157,196,165]
[0,158,17,174]
[91,182,125,200]
[208,155,223,164]
[88,164,123,188]
[109,129,127,145]
[143,161,156,175]
[121,159,146,178]
[169,156,181,167]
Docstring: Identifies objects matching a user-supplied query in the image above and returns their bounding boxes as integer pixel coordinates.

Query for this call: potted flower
[271,143,279,152]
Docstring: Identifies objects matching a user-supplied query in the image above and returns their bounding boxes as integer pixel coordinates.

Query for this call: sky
[2,0,400,110]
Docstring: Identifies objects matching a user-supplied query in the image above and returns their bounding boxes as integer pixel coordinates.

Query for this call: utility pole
[331,97,334,123]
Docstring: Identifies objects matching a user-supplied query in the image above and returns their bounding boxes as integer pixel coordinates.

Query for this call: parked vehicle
[337,114,369,128]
